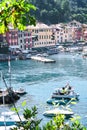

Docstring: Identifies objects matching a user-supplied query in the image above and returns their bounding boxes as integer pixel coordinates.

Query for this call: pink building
[72,27,82,42]
[75,28,82,41]
[83,31,87,41]
[6,29,18,46]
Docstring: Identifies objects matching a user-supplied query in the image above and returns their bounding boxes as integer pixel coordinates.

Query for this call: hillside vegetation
[30,0,87,24]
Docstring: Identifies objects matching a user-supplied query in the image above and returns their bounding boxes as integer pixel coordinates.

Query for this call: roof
[27,23,50,29]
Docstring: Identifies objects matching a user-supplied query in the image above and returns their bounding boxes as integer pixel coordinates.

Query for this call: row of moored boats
[0,83,79,127]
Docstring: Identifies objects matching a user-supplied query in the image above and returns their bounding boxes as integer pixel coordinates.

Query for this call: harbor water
[0,52,87,127]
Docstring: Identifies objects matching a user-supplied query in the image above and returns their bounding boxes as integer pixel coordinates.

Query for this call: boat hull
[46,98,69,105]
[43,108,74,119]
[0,121,16,126]
[51,94,79,100]
[0,113,25,126]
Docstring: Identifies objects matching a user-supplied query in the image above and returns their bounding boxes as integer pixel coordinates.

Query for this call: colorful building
[18,30,33,50]
[26,23,55,48]
[6,28,18,46]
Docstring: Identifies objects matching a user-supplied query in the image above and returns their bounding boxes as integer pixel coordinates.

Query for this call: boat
[43,108,74,118]
[51,92,79,99]
[0,88,20,104]
[31,55,56,63]
[15,88,27,96]
[46,98,69,105]
[0,111,25,126]
[47,48,59,55]
[51,84,79,100]
[0,76,20,104]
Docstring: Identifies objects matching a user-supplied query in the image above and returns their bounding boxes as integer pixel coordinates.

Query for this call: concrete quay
[31,56,56,63]
[0,54,17,61]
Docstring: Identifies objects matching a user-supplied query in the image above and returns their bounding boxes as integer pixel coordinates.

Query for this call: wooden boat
[0,111,25,126]
[0,88,20,104]
[43,108,74,118]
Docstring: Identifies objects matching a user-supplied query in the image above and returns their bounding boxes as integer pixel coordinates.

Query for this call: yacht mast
[8,56,11,88]
[1,72,6,130]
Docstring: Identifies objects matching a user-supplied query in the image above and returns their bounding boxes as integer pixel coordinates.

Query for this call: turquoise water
[0,53,87,127]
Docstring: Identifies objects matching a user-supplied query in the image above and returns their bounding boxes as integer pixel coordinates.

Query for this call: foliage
[11,106,42,130]
[10,106,87,130]
[0,0,36,34]
[30,0,87,24]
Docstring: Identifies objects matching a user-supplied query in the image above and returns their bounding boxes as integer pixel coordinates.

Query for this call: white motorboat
[0,125,16,130]
[51,92,79,99]
[51,84,79,100]
[0,111,25,126]
[43,108,74,118]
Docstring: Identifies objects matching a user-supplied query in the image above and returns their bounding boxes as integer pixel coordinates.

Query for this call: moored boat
[43,108,74,118]
[51,84,79,100]
[51,93,79,99]
[0,111,25,126]
[46,98,69,105]
[0,88,20,104]
[15,88,27,96]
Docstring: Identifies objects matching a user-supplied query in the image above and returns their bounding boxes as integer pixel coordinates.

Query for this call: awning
[9,45,20,49]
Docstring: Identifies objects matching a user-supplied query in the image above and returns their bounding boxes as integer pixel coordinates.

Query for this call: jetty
[31,55,56,63]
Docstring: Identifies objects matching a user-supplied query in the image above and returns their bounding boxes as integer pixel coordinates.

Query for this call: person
[65,83,70,89]
[60,87,67,95]
[68,86,74,94]
[64,83,74,94]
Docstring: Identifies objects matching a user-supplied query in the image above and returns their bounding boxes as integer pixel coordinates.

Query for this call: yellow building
[26,23,55,48]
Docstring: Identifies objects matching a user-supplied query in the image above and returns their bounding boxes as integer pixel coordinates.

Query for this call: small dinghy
[15,88,27,96]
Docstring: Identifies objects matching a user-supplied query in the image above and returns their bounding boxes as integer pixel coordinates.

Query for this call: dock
[31,56,56,63]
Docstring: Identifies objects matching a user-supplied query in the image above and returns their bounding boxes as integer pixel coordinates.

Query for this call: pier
[31,56,56,63]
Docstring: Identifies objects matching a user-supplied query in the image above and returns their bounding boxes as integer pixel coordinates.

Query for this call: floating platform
[31,56,56,63]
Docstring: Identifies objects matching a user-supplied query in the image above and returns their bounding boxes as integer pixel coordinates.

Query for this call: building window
[20,40,22,43]
[65,39,67,42]
[24,39,26,43]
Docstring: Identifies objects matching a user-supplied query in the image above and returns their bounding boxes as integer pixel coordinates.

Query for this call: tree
[0,0,36,34]
[10,106,87,130]
[11,106,42,130]
[61,0,71,22]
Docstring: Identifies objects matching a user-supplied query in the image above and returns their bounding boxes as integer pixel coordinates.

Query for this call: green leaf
[21,100,27,107]
[10,107,20,113]
[0,0,36,33]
